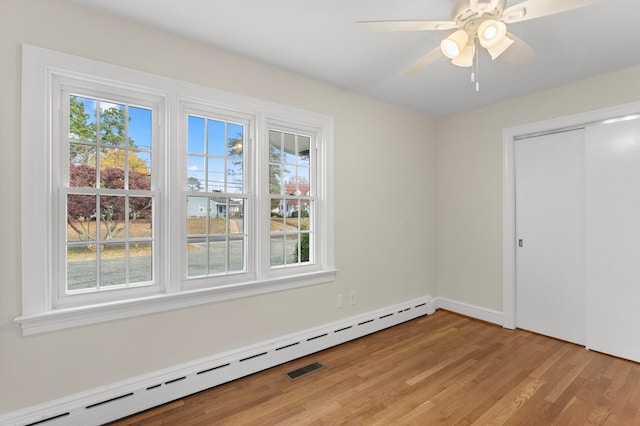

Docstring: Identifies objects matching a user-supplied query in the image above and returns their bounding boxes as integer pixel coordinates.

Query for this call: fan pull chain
[471,40,476,83]
[474,37,480,91]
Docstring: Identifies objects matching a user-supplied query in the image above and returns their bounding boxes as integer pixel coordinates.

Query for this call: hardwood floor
[109,310,640,425]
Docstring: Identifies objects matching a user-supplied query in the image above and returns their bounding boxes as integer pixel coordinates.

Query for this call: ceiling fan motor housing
[453,0,506,37]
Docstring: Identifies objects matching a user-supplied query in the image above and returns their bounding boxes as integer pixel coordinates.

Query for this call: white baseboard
[1,296,434,426]
[434,297,503,326]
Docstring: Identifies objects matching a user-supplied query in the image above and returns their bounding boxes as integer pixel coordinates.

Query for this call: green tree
[187,176,202,191]
[100,106,132,146]
[70,96,139,166]
[293,233,310,263]
[69,96,96,164]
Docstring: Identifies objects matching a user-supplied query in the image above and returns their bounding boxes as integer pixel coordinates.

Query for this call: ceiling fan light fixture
[451,43,475,67]
[487,34,514,59]
[440,29,468,59]
[478,19,507,48]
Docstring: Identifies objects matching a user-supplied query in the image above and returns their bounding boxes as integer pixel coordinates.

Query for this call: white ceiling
[66,0,640,117]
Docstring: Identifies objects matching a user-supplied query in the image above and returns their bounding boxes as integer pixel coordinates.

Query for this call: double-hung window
[268,128,314,268]
[19,45,335,335]
[182,107,252,284]
[57,88,163,309]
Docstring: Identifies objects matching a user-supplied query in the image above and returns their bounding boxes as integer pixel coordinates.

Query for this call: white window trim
[18,44,336,335]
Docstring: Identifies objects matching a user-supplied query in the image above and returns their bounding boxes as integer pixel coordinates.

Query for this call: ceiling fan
[357,0,603,84]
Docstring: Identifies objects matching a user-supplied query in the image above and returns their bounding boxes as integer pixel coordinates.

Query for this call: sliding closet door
[515,129,585,345]
[585,117,640,362]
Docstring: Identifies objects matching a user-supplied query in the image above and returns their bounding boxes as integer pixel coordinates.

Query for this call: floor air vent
[285,361,325,381]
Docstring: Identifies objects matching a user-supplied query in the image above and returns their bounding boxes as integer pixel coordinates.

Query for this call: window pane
[283,132,296,164]
[269,164,282,195]
[67,246,97,291]
[69,96,96,143]
[287,208,298,227]
[228,123,243,158]
[69,161,97,188]
[269,130,283,161]
[99,148,125,171]
[208,237,226,274]
[187,237,206,277]
[67,194,97,241]
[187,156,205,191]
[229,237,244,272]
[301,200,311,230]
[129,106,152,150]
[99,195,126,240]
[289,200,301,227]
[227,158,243,193]
[99,102,126,146]
[207,157,225,192]
[298,167,310,195]
[132,150,151,171]
[207,119,225,156]
[129,152,151,190]
[270,202,285,231]
[70,144,96,169]
[186,196,207,234]
[130,196,153,238]
[270,235,285,267]
[188,115,205,154]
[286,234,299,265]
[100,150,126,189]
[209,197,227,234]
[283,168,295,192]
[129,242,152,284]
[229,198,244,234]
[297,136,310,166]
[296,232,310,263]
[100,243,127,286]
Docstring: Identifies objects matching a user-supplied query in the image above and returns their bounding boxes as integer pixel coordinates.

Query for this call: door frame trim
[501,101,640,329]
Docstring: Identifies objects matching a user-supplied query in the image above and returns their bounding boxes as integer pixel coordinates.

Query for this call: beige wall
[4,0,640,415]
[0,0,437,413]
[437,65,640,311]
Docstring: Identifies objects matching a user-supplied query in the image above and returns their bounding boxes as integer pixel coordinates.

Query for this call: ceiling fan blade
[502,0,604,23]
[498,32,536,64]
[356,20,457,32]
[401,46,443,77]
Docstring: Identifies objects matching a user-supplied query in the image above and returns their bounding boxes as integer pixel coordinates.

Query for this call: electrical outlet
[336,294,343,308]
[349,291,357,305]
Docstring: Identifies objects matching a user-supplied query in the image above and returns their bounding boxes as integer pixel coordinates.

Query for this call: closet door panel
[515,130,586,345]
[586,118,640,362]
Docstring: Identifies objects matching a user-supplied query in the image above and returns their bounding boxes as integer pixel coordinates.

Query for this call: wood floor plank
[109,310,640,425]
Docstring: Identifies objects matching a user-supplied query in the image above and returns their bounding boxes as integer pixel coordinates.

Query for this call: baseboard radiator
[2,296,434,426]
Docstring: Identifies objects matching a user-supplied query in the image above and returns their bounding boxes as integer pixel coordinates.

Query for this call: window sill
[15,270,337,336]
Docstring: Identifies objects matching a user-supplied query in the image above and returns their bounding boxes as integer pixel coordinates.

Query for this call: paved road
[67,238,302,290]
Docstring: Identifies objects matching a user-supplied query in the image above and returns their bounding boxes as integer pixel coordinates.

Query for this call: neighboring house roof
[284,182,309,196]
